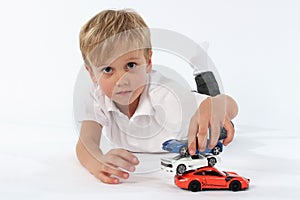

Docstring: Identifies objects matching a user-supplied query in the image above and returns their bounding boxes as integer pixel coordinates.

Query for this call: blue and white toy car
[162,139,223,156]
[162,127,227,156]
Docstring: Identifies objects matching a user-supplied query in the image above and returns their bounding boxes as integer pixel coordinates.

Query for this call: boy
[76,9,238,184]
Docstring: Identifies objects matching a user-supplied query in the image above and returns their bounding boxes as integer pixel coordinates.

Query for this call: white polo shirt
[76,70,207,152]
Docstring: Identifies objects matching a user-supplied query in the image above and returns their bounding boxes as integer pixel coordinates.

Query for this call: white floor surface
[1,122,299,200]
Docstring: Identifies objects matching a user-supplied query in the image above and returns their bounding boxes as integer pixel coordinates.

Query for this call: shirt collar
[132,84,154,117]
[94,85,119,113]
[104,95,119,112]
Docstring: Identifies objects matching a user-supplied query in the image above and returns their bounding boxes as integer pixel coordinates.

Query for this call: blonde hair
[79,9,152,68]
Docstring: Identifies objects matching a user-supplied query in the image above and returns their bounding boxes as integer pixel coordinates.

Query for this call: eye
[127,62,137,69]
[102,66,113,74]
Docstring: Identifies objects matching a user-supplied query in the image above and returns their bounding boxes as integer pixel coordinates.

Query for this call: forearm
[76,120,103,174]
[76,139,103,174]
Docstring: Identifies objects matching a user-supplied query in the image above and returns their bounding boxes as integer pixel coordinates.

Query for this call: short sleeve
[93,87,109,126]
[73,66,102,130]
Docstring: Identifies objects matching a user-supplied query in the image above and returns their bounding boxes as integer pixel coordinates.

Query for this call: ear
[85,64,97,83]
[146,50,153,73]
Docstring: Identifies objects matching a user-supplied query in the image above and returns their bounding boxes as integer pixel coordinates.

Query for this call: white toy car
[161,154,217,175]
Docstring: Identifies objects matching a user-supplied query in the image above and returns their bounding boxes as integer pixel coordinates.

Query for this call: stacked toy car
[162,127,227,157]
[161,127,226,174]
[161,154,217,174]
[174,166,250,192]
[160,127,250,192]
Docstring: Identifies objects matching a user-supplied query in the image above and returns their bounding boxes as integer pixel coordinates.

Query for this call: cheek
[131,70,147,88]
[99,78,114,98]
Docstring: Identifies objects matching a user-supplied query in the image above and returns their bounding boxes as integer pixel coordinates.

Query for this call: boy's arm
[76,120,139,184]
[76,121,103,171]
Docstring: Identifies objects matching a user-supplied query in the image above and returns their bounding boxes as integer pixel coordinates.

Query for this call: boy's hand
[91,148,139,184]
[187,95,238,155]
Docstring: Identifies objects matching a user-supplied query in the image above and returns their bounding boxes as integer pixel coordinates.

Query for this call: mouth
[115,90,132,95]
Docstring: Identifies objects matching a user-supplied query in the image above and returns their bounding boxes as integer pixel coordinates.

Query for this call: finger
[187,115,199,155]
[222,119,235,146]
[196,97,211,152]
[98,164,130,182]
[109,149,139,165]
[208,122,221,149]
[197,125,208,152]
[105,154,136,172]
[211,95,226,119]
[97,171,120,184]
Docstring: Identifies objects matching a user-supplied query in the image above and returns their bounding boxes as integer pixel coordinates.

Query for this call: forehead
[102,50,146,68]
[86,29,150,68]
[87,41,146,68]
[118,49,144,61]
[101,51,146,69]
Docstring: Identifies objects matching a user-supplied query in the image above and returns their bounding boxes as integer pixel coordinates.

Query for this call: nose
[115,70,129,87]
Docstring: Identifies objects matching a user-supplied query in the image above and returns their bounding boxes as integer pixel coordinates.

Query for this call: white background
[1,0,300,199]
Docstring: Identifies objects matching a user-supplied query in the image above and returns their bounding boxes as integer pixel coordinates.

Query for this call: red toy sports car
[174,166,250,192]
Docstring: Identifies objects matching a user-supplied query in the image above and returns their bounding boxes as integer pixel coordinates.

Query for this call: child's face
[92,49,152,107]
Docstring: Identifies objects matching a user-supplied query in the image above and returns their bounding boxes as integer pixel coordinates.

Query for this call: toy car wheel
[212,146,221,155]
[176,164,186,174]
[229,180,241,191]
[179,146,188,157]
[188,180,201,192]
[207,157,217,166]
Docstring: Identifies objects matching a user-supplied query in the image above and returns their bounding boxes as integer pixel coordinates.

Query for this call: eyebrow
[97,65,109,69]
[125,56,141,61]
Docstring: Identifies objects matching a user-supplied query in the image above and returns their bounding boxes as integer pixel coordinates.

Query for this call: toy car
[162,127,227,156]
[174,166,250,192]
[161,154,217,174]
[162,139,223,156]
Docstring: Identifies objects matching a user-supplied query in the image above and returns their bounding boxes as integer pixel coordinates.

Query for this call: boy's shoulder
[148,70,190,96]
[148,70,207,109]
